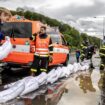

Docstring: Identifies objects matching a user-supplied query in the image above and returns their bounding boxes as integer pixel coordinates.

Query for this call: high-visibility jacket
[100,45,105,57]
[80,44,87,54]
[35,35,50,57]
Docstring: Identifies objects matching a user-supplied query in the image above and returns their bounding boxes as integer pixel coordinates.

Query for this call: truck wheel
[63,54,69,66]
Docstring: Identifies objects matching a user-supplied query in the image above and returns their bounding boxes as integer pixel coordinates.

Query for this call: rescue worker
[0,7,12,22]
[80,40,94,68]
[75,50,80,63]
[80,40,89,61]
[0,8,12,85]
[30,26,53,76]
[99,41,105,70]
[0,7,12,43]
[0,19,4,43]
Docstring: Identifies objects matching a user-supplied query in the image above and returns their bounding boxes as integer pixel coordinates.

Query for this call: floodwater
[1,52,105,105]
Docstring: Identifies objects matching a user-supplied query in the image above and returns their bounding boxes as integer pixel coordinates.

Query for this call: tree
[10,8,101,48]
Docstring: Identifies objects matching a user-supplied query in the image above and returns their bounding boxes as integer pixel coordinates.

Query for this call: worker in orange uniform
[30,26,53,76]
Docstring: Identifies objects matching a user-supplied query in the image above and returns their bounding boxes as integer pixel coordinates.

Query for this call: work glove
[49,56,53,63]
[29,36,33,40]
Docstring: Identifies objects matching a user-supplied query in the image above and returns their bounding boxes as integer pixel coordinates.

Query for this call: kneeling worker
[30,26,53,76]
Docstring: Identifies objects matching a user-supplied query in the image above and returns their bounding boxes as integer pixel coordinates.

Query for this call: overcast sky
[0,0,105,38]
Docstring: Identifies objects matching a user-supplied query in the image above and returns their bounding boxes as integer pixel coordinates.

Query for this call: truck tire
[63,54,69,66]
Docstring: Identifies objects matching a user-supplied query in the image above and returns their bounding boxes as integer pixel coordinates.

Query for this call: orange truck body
[1,16,70,67]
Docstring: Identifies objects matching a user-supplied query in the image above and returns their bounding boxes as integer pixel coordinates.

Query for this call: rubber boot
[90,63,94,69]
[0,74,2,85]
[100,64,105,70]
[30,71,36,77]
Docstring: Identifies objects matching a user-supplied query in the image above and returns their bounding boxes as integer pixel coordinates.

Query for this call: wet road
[1,52,105,105]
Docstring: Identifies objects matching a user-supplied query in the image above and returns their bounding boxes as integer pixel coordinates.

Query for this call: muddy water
[1,52,105,105]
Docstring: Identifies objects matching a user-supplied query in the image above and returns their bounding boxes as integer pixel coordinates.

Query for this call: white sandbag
[61,67,71,77]
[22,76,35,82]
[66,68,72,76]
[0,81,24,103]
[58,67,68,78]
[81,66,86,71]
[47,69,55,77]
[4,82,16,89]
[35,72,47,86]
[67,64,74,73]
[85,65,89,70]
[0,36,12,60]
[81,59,90,66]
[1,37,10,50]
[77,63,82,70]
[20,77,39,96]
[55,67,64,78]
[4,76,33,89]
[73,63,79,73]
[47,69,59,84]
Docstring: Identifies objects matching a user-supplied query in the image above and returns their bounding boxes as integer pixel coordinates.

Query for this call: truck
[0,15,70,76]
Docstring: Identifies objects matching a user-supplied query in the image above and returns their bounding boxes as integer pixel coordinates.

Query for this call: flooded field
[0,52,104,105]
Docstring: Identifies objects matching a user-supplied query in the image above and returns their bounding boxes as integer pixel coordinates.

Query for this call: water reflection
[22,81,69,105]
[76,69,96,93]
[98,70,105,105]
[98,70,105,90]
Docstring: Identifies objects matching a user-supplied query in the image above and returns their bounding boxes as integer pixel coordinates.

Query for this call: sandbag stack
[0,61,90,103]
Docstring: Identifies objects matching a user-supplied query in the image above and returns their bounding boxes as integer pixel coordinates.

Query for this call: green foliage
[10,8,101,48]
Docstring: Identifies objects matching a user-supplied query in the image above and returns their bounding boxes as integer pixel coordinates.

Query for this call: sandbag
[67,64,74,73]
[80,59,90,70]
[0,81,24,103]
[85,65,89,70]
[81,59,90,66]
[73,63,79,73]
[4,82,16,89]
[1,62,92,102]
[20,77,39,96]
[47,69,59,84]
[81,65,86,71]
[61,67,71,77]
[55,67,64,78]
[0,36,12,60]
[77,63,82,70]
[35,72,47,86]
[4,76,33,89]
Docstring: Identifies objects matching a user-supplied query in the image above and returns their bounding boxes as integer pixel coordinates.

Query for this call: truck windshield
[47,31,61,44]
[1,22,32,38]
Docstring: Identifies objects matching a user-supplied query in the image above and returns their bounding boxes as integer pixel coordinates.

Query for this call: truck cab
[0,16,70,69]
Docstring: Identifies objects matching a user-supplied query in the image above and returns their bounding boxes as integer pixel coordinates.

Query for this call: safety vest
[35,35,50,57]
[80,44,87,54]
[100,45,105,57]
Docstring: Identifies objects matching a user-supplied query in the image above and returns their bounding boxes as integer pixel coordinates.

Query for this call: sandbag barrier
[0,61,91,104]
[0,36,12,60]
